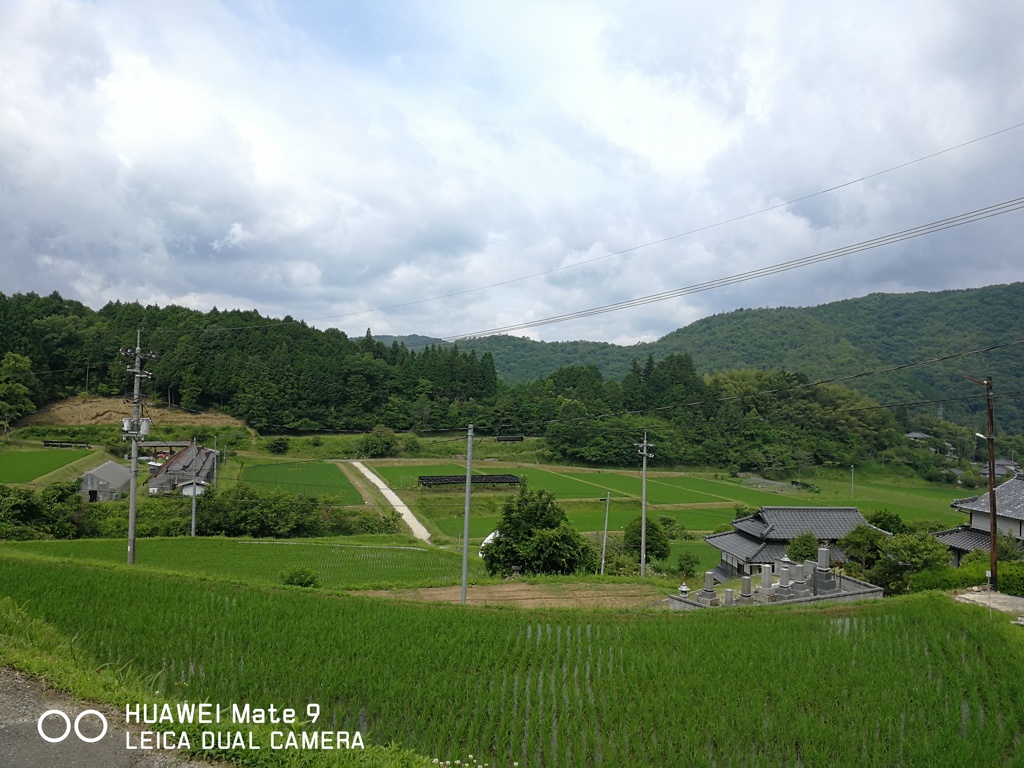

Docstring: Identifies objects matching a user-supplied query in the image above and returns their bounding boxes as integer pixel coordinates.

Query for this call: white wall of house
[970,511,1024,539]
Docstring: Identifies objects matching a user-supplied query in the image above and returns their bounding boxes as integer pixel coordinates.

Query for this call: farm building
[933,473,1024,566]
[80,461,133,502]
[705,506,881,580]
[980,458,1021,479]
[148,443,217,495]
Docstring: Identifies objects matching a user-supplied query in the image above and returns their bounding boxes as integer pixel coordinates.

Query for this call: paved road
[954,588,1024,616]
[349,462,432,542]
[0,667,218,768]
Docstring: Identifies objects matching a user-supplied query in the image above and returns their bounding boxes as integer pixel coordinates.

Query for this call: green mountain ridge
[380,282,1024,433]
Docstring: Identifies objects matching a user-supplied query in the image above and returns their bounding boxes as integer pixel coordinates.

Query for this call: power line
[441,196,1024,340]
[157,118,1024,334]
[34,117,1011,339]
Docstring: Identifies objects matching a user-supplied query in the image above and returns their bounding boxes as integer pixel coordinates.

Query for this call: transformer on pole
[635,432,654,577]
[121,330,157,565]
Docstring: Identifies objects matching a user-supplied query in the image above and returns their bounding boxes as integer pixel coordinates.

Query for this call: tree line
[4,290,1019,473]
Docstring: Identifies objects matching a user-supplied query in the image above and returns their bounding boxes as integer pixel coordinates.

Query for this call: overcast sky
[2,1,1023,345]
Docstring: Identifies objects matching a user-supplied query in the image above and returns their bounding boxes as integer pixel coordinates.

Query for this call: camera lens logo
[37,709,109,744]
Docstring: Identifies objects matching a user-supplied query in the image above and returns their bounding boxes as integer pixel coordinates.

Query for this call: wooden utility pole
[965,375,998,591]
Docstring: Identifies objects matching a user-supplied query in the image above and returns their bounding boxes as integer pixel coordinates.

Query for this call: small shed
[80,461,133,502]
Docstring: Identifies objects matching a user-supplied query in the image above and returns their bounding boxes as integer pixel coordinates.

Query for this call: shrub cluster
[1,482,400,541]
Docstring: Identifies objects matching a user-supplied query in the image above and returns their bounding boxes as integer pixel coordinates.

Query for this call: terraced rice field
[0,536,485,590]
[1,555,1021,768]
[0,449,95,483]
[240,461,363,503]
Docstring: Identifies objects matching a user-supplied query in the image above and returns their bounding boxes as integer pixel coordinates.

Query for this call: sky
[2,0,1023,346]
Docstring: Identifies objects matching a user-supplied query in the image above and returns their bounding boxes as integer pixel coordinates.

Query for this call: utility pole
[461,423,474,605]
[600,492,611,576]
[121,331,157,565]
[966,375,999,591]
[850,465,855,498]
[635,431,654,577]
[190,438,198,537]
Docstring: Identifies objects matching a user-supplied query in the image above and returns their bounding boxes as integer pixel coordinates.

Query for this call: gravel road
[0,667,222,768]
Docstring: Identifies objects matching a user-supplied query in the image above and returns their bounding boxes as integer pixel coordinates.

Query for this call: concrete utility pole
[635,432,654,577]
[461,423,474,605]
[121,331,157,565]
[600,492,611,576]
[966,375,999,592]
[190,438,198,537]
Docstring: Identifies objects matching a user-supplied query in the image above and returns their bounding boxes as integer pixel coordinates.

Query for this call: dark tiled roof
[732,516,767,538]
[707,507,866,565]
[952,474,1024,521]
[933,526,992,553]
[758,507,866,540]
[705,530,766,561]
[753,543,789,563]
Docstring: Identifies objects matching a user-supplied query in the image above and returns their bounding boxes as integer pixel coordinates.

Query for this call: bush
[787,531,819,562]
[866,509,908,535]
[677,552,702,578]
[605,555,641,576]
[358,425,400,458]
[999,561,1024,596]
[280,567,320,588]
[909,564,988,592]
[325,507,402,535]
[624,515,670,563]
[267,437,289,454]
[399,434,420,455]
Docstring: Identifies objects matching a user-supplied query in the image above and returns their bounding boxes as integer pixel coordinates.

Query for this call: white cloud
[0,0,1022,346]
[212,222,256,251]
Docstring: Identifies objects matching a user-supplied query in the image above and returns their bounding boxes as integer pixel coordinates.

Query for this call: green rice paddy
[0,535,485,590]
[240,461,363,503]
[0,448,95,483]
[1,556,1021,768]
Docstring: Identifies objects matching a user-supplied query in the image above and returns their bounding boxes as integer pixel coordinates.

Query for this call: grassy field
[240,460,364,503]
[370,463,968,539]
[0,535,486,590]
[370,463,470,489]
[1,555,1022,768]
[0,448,96,483]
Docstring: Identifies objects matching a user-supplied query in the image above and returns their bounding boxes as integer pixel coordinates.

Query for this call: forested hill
[2,283,1021,439]
[384,282,1024,433]
[0,295,499,432]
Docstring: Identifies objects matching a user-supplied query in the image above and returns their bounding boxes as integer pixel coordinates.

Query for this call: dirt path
[349,461,431,542]
[360,581,669,608]
[0,667,223,768]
